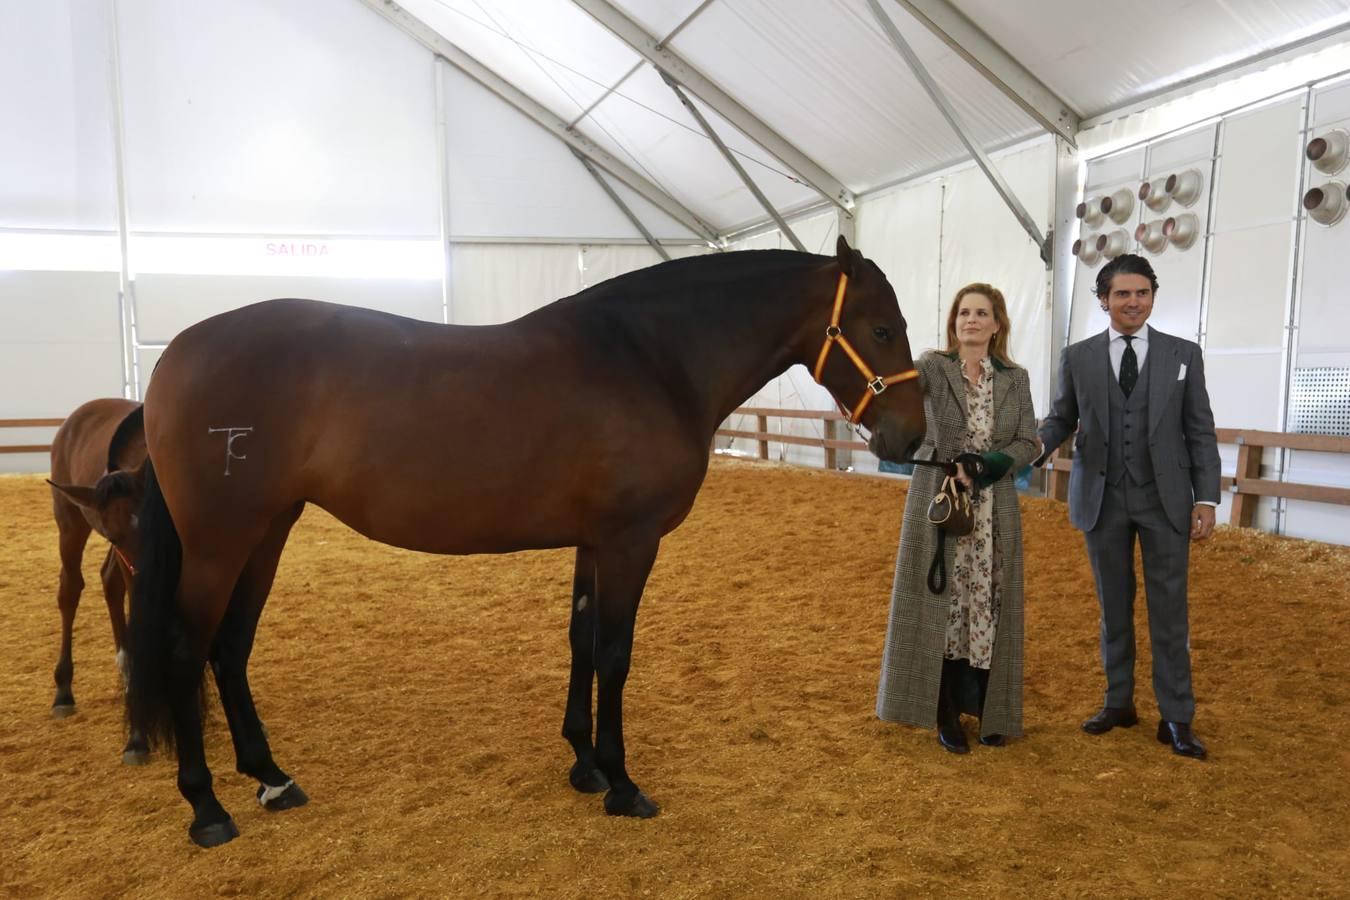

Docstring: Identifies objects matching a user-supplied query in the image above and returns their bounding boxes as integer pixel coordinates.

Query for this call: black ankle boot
[972,667,1004,746]
[937,660,969,754]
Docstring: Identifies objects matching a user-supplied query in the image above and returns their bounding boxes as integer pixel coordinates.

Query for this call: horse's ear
[48,480,97,511]
[836,234,855,277]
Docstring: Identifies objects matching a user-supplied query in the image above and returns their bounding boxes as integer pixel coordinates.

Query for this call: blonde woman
[876,283,1039,753]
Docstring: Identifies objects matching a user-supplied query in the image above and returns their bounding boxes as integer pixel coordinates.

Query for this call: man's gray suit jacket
[1039,328,1222,534]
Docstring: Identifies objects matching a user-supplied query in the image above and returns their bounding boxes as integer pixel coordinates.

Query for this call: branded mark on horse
[46,398,151,764]
[127,237,926,847]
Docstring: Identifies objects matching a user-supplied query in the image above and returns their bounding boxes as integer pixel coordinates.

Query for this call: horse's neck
[632,270,829,430]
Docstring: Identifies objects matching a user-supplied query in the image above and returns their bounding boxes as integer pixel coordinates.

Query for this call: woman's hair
[944,282,1015,365]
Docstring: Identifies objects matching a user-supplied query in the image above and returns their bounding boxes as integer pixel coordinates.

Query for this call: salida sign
[265,241,330,257]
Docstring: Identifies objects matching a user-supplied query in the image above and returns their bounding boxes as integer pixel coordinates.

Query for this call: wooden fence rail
[0,418,64,455]
[714,406,867,471]
[717,408,1350,527]
[1045,428,1350,526]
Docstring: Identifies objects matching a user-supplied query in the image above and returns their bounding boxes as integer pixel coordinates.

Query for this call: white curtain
[448,244,582,325]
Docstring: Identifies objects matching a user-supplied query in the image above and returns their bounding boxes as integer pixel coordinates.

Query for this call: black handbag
[913,454,987,594]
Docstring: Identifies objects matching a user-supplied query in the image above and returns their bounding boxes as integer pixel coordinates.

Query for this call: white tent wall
[441,62,701,242]
[448,243,582,325]
[939,140,1054,408]
[1070,72,1350,544]
[1,0,124,474]
[1,0,713,475]
[113,0,448,408]
[1284,76,1350,541]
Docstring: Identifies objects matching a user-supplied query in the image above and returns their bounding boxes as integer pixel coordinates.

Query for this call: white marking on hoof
[576,594,588,612]
[258,779,295,806]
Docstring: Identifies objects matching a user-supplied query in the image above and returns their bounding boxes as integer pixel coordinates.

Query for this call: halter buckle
[868,376,887,395]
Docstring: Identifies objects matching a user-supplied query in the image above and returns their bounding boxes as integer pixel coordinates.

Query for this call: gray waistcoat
[1106,348,1154,486]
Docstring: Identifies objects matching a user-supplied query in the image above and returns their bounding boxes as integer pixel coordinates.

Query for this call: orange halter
[812,273,919,424]
[112,544,137,577]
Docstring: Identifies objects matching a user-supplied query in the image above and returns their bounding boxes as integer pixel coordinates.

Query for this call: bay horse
[128,236,926,847]
[47,397,151,764]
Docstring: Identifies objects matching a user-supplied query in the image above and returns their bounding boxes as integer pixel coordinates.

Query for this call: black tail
[126,458,185,753]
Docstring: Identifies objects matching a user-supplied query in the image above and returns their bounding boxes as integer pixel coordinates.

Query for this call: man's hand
[1190,504,1215,541]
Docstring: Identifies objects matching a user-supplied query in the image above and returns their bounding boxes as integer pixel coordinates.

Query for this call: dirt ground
[1,460,1347,898]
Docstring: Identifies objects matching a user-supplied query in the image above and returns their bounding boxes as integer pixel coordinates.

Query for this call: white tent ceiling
[380,0,1350,238]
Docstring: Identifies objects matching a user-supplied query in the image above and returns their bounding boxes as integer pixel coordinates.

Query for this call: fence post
[756,413,769,460]
[1229,436,1264,527]
[825,419,838,470]
[1048,444,1072,502]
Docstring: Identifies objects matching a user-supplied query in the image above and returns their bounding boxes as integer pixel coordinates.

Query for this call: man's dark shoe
[978,733,1006,747]
[1081,706,1139,734]
[1157,721,1207,760]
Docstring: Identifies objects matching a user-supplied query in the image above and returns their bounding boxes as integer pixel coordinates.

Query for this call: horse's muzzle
[868,429,923,464]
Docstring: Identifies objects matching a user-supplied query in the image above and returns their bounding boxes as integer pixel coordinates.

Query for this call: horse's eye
[873,326,892,342]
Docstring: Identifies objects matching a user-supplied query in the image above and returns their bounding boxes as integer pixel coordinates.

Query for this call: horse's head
[48,463,147,573]
[811,235,926,463]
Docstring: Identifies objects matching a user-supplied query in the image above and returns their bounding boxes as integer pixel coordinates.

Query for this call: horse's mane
[561,249,833,309]
[107,404,145,473]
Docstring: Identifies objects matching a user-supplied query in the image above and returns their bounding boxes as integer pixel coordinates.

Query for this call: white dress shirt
[1108,323,1149,379]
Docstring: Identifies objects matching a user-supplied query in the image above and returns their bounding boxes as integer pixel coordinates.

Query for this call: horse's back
[51,398,143,486]
[145,298,712,555]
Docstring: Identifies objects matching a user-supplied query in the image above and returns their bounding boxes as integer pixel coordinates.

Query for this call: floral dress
[944,356,1001,669]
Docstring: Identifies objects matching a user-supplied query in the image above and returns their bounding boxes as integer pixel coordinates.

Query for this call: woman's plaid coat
[875,350,1039,738]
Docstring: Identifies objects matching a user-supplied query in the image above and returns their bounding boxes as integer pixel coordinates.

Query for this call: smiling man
[1037,254,1221,760]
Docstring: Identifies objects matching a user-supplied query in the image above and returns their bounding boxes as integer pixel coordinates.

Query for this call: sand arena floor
[1,461,1348,898]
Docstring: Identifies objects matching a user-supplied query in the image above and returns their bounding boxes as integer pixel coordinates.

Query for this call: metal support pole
[867,0,1049,264]
[435,59,455,324]
[660,72,805,251]
[571,148,670,260]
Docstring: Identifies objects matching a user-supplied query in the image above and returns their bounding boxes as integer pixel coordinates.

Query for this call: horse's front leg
[593,537,661,818]
[563,547,609,794]
[51,516,92,716]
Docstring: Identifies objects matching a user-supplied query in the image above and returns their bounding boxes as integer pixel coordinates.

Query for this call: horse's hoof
[258,782,309,812]
[122,748,150,766]
[604,789,659,818]
[569,761,610,794]
[51,704,76,719]
[189,817,239,848]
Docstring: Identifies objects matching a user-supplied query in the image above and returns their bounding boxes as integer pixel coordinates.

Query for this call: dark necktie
[1119,335,1138,398]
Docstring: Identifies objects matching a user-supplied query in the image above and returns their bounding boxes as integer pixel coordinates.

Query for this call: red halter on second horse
[812,273,919,424]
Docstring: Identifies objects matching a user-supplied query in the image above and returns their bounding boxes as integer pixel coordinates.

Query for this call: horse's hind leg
[167,557,242,847]
[102,552,150,764]
[52,510,92,716]
[563,547,609,794]
[593,536,661,818]
[210,504,307,812]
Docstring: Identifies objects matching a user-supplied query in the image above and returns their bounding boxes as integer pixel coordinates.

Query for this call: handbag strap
[928,530,947,594]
